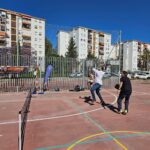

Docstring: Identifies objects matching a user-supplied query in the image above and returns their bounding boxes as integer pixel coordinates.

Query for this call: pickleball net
[18,88,32,150]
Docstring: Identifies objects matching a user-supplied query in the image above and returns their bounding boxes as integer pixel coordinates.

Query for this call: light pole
[38,56,42,92]
[118,30,122,83]
[16,17,20,67]
[16,17,20,92]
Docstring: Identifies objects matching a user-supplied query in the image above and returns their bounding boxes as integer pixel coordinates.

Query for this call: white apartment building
[57,26,111,62]
[57,31,70,57]
[123,40,150,72]
[0,8,45,69]
[109,44,119,60]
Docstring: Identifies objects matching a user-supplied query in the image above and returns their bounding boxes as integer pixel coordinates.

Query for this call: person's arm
[92,68,98,74]
[119,81,123,90]
[119,77,124,90]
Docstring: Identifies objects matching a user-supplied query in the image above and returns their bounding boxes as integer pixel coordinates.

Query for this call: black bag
[115,84,120,90]
[74,85,81,92]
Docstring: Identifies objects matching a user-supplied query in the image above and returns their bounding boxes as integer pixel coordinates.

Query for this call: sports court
[0,80,150,150]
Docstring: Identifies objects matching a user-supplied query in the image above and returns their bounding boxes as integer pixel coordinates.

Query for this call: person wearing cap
[117,71,132,115]
[90,67,105,106]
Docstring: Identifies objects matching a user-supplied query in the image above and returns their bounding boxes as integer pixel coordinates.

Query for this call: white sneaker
[119,109,123,114]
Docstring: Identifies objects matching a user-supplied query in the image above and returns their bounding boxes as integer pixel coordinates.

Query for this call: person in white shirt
[90,67,105,106]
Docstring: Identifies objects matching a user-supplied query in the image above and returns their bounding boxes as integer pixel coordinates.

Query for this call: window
[34,25,38,29]
[22,23,31,30]
[1,26,6,31]
[39,26,42,30]
[39,32,42,36]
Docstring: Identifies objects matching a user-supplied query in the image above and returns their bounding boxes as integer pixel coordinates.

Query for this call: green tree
[66,37,77,58]
[87,51,96,59]
[45,37,53,57]
[140,48,150,70]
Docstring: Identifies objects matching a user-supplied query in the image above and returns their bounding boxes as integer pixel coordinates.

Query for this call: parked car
[76,72,83,77]
[69,72,83,78]
[134,72,150,79]
[103,72,111,78]
[69,73,76,78]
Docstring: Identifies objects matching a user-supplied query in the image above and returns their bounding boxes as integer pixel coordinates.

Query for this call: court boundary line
[35,131,150,150]
[1,89,150,125]
[67,131,150,150]
[0,89,117,125]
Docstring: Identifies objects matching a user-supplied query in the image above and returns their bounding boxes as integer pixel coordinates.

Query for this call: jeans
[90,83,104,103]
[117,91,132,112]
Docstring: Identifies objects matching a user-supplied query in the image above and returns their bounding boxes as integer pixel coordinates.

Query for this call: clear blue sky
[1,0,150,44]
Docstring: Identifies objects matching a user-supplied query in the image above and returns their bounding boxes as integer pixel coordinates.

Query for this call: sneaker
[101,101,106,109]
[118,109,123,114]
[90,101,95,105]
[122,110,128,115]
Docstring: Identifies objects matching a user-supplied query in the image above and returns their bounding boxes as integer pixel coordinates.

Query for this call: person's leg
[117,92,125,112]
[90,83,100,102]
[95,85,105,104]
[124,92,131,113]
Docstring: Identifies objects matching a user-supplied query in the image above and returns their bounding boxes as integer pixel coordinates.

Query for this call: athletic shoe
[118,109,123,114]
[122,110,128,115]
[101,101,106,109]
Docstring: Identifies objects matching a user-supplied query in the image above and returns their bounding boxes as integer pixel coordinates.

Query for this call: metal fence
[0,54,119,93]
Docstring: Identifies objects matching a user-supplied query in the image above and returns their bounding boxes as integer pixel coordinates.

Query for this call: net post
[18,111,22,150]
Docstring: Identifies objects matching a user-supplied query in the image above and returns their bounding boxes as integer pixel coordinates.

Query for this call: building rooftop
[0,8,45,21]
[76,26,111,35]
[123,40,150,45]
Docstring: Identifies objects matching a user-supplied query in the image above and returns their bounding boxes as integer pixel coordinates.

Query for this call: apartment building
[57,30,70,57]
[123,40,150,71]
[57,27,111,62]
[0,8,45,69]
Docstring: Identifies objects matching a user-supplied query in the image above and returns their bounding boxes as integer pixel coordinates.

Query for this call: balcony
[11,15,16,22]
[99,32,104,37]
[99,42,104,46]
[22,18,31,24]
[11,41,16,47]
[0,40,7,46]
[22,20,31,25]
[23,42,31,49]
[0,32,9,38]
[23,35,31,41]
[0,37,6,40]
[22,23,31,30]
[99,45,104,49]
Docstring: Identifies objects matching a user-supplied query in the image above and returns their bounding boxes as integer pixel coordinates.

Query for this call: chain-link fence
[0,54,119,93]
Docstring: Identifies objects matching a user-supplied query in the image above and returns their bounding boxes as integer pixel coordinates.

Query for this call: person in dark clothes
[117,71,132,115]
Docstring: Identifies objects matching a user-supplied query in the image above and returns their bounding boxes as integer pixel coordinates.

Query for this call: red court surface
[0,80,150,150]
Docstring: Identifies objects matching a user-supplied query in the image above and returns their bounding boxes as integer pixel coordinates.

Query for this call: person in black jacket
[117,71,132,115]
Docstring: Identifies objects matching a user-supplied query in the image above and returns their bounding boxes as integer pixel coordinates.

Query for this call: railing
[0,54,119,93]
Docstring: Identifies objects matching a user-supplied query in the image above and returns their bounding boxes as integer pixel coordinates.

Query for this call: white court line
[0,89,117,125]
[0,90,150,125]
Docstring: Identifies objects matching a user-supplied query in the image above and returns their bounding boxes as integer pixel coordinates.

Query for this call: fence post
[82,59,85,89]
[18,111,22,150]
